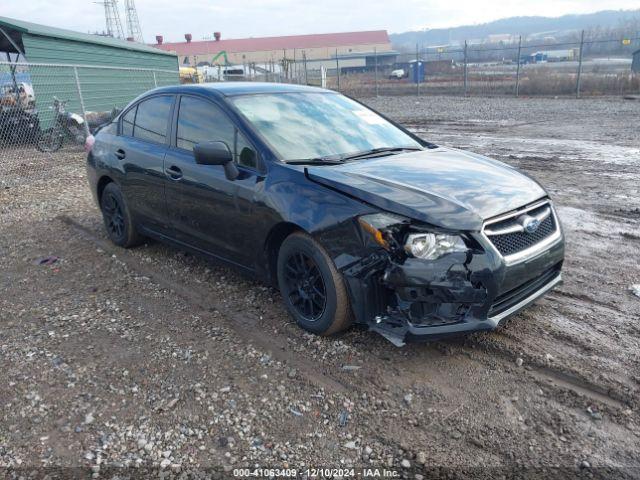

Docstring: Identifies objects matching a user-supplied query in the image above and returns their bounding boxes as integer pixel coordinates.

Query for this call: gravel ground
[1,95,639,479]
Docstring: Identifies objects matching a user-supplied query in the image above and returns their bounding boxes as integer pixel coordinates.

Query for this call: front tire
[277,232,352,336]
[100,182,141,248]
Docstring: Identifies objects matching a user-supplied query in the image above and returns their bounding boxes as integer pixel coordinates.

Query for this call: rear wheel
[100,182,141,248]
[36,127,63,152]
[277,232,352,335]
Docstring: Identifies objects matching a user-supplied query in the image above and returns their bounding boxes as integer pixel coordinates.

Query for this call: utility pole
[515,35,522,97]
[576,29,585,98]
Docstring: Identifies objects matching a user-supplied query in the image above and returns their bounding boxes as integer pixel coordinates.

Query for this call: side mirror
[193,141,239,181]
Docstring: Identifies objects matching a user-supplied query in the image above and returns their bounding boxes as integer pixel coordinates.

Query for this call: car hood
[305,147,547,231]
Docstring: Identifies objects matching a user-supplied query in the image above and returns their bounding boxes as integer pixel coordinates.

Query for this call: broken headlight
[404,233,467,260]
[359,213,467,261]
[358,213,409,250]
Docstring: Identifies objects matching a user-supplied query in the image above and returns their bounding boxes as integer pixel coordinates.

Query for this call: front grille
[489,262,562,318]
[485,202,557,257]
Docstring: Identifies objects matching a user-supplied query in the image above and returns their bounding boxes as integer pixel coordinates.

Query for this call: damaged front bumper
[338,230,564,346]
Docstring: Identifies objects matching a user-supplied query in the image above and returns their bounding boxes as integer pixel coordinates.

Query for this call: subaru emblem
[520,215,541,234]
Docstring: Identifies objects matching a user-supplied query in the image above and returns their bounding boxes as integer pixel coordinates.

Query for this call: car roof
[147,82,331,98]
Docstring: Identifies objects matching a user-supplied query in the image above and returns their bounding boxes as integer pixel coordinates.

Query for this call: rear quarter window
[121,107,136,137]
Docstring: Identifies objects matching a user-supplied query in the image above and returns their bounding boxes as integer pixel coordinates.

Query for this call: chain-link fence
[356,33,640,98]
[226,33,639,98]
[0,61,177,188]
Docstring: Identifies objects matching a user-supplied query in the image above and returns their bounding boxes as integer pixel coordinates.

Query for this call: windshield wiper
[285,157,345,165]
[340,146,423,161]
[285,146,422,165]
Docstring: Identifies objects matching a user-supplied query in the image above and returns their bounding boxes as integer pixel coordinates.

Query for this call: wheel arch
[263,221,306,286]
[96,175,115,202]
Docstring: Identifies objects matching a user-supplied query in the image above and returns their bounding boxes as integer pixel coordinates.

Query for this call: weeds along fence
[0,61,177,188]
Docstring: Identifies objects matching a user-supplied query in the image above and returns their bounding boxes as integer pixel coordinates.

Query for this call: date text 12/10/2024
[233,468,402,477]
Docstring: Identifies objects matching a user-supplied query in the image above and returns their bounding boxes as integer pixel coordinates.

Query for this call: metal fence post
[416,44,420,95]
[153,71,158,87]
[515,35,522,97]
[576,30,585,98]
[335,48,340,91]
[4,53,20,104]
[463,40,468,96]
[374,47,379,97]
[72,66,90,137]
[303,51,308,85]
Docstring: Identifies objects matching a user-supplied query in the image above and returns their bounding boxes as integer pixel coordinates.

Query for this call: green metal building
[0,16,178,124]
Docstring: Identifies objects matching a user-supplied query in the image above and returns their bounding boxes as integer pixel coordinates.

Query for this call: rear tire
[277,232,352,336]
[36,127,63,153]
[100,182,141,248]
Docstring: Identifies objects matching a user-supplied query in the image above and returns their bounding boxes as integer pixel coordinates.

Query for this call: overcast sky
[1,1,638,42]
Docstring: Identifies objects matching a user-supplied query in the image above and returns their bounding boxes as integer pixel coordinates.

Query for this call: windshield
[230,92,421,161]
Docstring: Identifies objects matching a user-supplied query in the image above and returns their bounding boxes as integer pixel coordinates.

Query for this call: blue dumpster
[410,61,425,83]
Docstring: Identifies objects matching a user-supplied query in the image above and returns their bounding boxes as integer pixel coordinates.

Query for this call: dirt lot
[1,95,639,479]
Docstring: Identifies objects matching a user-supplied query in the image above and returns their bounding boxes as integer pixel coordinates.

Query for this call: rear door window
[132,95,173,144]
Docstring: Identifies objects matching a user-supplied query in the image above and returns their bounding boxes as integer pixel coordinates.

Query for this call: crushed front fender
[325,218,563,346]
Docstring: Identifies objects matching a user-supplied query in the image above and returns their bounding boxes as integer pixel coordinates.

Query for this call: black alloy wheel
[99,182,142,248]
[283,251,327,321]
[101,190,126,241]
[276,232,352,336]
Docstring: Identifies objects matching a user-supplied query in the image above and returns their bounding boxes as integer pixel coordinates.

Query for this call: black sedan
[86,83,564,345]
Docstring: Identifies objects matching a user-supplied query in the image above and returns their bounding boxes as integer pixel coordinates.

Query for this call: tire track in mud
[462,329,633,410]
[528,367,627,410]
[552,289,625,313]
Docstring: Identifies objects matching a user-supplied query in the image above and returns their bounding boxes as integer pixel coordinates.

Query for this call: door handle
[165,165,183,180]
[115,148,126,160]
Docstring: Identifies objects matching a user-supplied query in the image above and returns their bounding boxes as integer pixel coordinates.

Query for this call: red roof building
[152,30,393,66]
